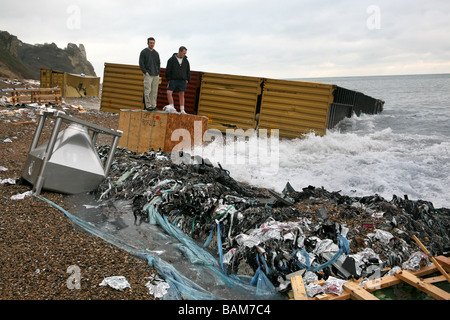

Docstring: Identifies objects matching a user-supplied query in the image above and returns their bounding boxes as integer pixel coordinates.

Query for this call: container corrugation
[40,68,65,95]
[258,79,335,138]
[353,92,384,116]
[157,68,202,115]
[100,63,145,113]
[333,86,357,106]
[327,103,353,129]
[197,72,262,132]
[326,86,356,129]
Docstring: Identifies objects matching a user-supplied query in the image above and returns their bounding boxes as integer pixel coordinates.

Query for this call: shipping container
[100,63,144,113]
[40,68,100,98]
[101,63,201,114]
[258,79,335,138]
[101,63,383,139]
[156,68,202,114]
[197,72,263,132]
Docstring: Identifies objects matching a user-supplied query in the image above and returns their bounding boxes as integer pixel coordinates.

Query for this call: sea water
[194,74,450,208]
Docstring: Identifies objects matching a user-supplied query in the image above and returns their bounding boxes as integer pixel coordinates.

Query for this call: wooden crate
[118,109,208,153]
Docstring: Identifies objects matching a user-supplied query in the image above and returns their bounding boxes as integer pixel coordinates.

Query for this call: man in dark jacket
[164,46,190,114]
[139,37,160,111]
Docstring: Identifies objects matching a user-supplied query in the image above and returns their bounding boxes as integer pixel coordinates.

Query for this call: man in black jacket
[139,37,160,111]
[164,46,190,114]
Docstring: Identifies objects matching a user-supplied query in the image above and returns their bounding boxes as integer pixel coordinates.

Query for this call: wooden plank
[127,110,142,152]
[117,110,131,148]
[413,235,450,283]
[343,281,379,300]
[435,256,450,272]
[149,113,167,151]
[164,113,208,152]
[395,270,450,300]
[138,112,167,153]
[304,258,450,301]
[138,111,154,153]
[364,275,400,291]
[291,276,308,300]
[423,275,446,284]
[316,294,330,300]
[11,121,36,126]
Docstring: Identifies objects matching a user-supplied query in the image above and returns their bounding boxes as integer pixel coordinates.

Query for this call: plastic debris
[1,178,16,185]
[402,251,430,271]
[81,147,450,298]
[305,283,323,298]
[145,277,170,298]
[322,276,347,295]
[11,190,32,200]
[99,276,131,291]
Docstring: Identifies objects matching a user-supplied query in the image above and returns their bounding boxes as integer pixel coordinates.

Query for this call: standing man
[139,37,161,111]
[164,46,190,114]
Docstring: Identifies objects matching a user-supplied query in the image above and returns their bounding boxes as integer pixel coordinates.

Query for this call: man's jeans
[144,73,159,110]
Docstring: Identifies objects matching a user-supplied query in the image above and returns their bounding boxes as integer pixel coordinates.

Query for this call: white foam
[194,115,450,208]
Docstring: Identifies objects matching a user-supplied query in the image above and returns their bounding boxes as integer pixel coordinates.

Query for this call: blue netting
[34,194,279,300]
[291,234,350,272]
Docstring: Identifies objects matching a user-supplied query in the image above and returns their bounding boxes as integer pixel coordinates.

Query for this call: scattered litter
[145,277,170,298]
[0,96,11,105]
[322,276,347,295]
[1,178,16,185]
[87,147,450,297]
[99,276,131,291]
[402,251,430,271]
[0,166,8,172]
[82,204,102,209]
[11,190,32,200]
[305,283,323,298]
[1,138,12,143]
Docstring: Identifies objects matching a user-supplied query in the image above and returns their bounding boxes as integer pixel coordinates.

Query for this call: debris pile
[91,146,450,297]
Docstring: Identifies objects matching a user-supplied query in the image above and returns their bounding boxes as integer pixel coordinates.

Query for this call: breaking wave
[194,114,450,208]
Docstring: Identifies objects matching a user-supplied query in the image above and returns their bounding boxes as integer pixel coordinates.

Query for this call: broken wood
[11,121,36,126]
[423,275,447,284]
[343,281,379,300]
[412,235,450,283]
[305,256,450,300]
[435,256,450,271]
[395,270,450,300]
[291,275,308,300]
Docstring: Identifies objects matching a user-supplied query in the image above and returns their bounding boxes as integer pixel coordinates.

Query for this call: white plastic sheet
[145,279,170,298]
[99,276,131,291]
[1,178,16,185]
[235,219,304,248]
[402,251,429,271]
[322,276,347,295]
[11,190,32,200]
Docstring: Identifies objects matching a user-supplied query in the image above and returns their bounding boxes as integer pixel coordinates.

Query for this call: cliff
[0,30,96,80]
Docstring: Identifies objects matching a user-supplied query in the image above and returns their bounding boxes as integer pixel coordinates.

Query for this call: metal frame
[28,110,122,195]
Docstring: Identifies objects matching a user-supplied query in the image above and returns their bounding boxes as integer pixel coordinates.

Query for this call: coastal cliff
[0,30,96,80]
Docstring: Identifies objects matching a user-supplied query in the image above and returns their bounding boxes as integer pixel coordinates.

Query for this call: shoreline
[1,82,449,300]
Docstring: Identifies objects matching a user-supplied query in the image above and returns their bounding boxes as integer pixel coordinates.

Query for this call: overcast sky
[2,0,450,80]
